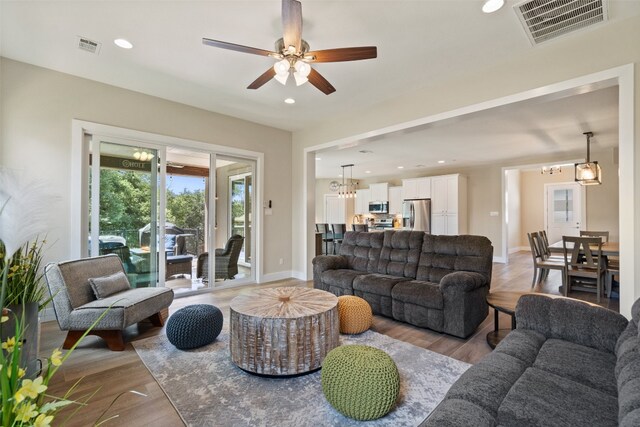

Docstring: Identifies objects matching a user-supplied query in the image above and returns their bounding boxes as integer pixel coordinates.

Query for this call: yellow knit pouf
[337,296,372,334]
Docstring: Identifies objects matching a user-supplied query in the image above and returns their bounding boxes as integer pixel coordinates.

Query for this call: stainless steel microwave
[369,202,389,214]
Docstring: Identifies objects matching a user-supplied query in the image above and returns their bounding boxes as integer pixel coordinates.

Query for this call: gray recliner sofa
[313,230,493,338]
[423,294,639,427]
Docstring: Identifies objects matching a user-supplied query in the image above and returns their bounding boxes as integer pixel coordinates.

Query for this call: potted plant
[0,238,51,376]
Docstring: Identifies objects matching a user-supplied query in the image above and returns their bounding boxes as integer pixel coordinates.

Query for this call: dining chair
[562,236,606,303]
[331,224,347,255]
[579,230,609,242]
[315,223,333,255]
[527,232,566,290]
[352,223,369,232]
[538,230,564,263]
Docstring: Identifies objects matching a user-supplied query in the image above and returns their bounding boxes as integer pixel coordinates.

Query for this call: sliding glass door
[88,138,165,287]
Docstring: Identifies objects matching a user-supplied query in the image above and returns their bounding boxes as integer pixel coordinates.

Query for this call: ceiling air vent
[514,0,608,45]
[76,36,101,54]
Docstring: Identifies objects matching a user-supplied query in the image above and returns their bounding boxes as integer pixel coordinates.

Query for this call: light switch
[489,211,499,217]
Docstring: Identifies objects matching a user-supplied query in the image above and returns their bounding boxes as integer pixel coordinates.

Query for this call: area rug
[132,329,469,426]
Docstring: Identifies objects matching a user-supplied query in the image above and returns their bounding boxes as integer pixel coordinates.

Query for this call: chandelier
[575,132,602,186]
[540,165,562,175]
[338,164,357,199]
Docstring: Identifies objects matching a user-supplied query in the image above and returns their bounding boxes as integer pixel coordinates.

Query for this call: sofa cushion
[421,399,496,427]
[352,274,410,297]
[57,255,126,308]
[89,271,131,299]
[533,338,617,396]
[616,319,640,426]
[69,287,174,330]
[493,329,546,366]
[416,235,492,284]
[498,367,618,427]
[376,230,423,278]
[391,280,443,309]
[444,352,529,418]
[320,269,366,292]
[338,232,384,273]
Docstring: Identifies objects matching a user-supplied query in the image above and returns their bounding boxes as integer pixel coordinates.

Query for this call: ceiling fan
[202,0,377,95]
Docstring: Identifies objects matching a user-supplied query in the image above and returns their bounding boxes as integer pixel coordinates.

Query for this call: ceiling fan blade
[202,38,276,57]
[308,68,336,95]
[247,68,277,90]
[305,47,377,63]
[282,0,302,53]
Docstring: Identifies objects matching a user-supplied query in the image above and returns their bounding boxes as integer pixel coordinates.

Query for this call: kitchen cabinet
[388,186,403,215]
[431,174,467,235]
[402,177,431,200]
[355,189,371,215]
[369,183,389,202]
[324,194,355,225]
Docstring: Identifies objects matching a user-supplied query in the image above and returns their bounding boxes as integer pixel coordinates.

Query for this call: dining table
[548,240,619,256]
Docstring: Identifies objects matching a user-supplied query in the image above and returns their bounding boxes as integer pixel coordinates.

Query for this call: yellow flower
[14,403,38,422]
[50,348,62,367]
[0,315,7,323]
[7,367,26,379]
[33,413,54,427]
[15,377,47,403]
[2,336,16,352]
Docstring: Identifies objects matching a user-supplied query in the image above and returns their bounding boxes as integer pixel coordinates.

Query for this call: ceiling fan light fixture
[293,71,308,86]
[274,73,289,85]
[482,0,504,13]
[274,59,291,76]
[294,61,311,78]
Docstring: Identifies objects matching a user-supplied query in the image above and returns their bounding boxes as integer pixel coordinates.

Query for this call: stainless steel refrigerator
[402,199,431,232]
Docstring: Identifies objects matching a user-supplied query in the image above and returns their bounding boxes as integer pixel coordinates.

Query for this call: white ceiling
[315,85,619,179]
[2,1,639,132]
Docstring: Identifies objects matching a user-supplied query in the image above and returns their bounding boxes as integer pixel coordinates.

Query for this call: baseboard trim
[508,246,530,254]
[291,270,307,281]
[260,271,294,283]
[493,256,507,264]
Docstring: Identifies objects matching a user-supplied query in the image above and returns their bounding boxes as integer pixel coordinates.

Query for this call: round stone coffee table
[229,287,339,376]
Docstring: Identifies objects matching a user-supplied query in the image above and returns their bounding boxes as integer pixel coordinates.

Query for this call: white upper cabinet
[369,183,389,202]
[388,186,403,215]
[355,189,371,215]
[431,174,467,235]
[402,177,431,200]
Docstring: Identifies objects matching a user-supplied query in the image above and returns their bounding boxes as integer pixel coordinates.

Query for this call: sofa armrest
[515,294,628,353]
[440,272,489,293]
[312,255,348,273]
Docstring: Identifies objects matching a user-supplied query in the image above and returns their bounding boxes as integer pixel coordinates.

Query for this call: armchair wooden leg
[148,308,168,327]
[63,330,125,351]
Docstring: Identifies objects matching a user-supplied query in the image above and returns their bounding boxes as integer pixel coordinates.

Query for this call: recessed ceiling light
[365,171,371,174]
[114,38,133,49]
[397,166,404,169]
[438,160,446,164]
[482,0,504,13]
[284,98,295,104]
[316,157,321,161]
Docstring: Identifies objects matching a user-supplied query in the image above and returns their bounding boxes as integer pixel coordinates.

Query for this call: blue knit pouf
[166,304,223,350]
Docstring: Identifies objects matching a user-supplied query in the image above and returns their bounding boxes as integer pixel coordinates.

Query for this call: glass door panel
[89,139,161,288]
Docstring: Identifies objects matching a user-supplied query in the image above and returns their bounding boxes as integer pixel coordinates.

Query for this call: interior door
[89,138,165,287]
[545,182,585,244]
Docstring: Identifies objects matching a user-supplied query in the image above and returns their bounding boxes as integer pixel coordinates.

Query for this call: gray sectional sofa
[423,294,640,427]
[312,230,493,338]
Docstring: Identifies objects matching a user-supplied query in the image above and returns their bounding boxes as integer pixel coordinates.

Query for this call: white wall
[506,170,522,253]
[291,14,640,316]
[0,58,293,276]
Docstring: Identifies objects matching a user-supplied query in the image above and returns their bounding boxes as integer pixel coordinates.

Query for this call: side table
[486,291,526,349]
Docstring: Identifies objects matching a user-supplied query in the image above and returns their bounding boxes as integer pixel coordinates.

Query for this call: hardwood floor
[39,251,619,426]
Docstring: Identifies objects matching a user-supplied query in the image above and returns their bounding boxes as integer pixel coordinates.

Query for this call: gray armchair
[197,235,244,281]
[44,254,174,351]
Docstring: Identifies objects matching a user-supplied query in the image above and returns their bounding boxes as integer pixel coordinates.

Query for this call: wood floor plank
[39,251,619,425]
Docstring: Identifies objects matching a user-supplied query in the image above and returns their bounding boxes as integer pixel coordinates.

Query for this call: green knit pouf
[321,345,400,421]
